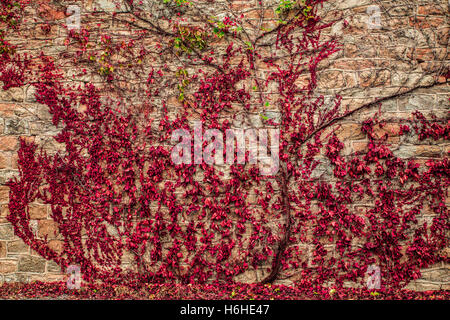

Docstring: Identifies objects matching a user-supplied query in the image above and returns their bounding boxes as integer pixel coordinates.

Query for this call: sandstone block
[18,255,46,273]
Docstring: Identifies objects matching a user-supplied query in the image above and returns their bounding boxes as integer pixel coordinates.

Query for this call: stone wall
[0,0,448,290]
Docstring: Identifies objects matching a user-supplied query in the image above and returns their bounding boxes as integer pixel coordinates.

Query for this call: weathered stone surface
[381,100,397,112]
[0,170,18,185]
[7,239,29,254]
[47,240,64,255]
[38,220,59,239]
[0,205,9,223]
[393,145,416,159]
[406,280,447,292]
[29,274,66,283]
[0,240,6,257]
[0,260,17,274]
[233,270,256,284]
[46,260,62,273]
[4,118,28,135]
[28,205,47,220]
[93,0,125,12]
[24,86,37,103]
[0,136,18,152]
[336,123,365,140]
[399,95,435,111]
[436,94,450,109]
[0,224,14,240]
[0,153,9,169]
[419,267,450,282]
[372,123,401,140]
[0,88,23,102]
[415,145,442,158]
[3,273,28,283]
[318,70,344,89]
[352,141,369,153]
[359,69,391,87]
[0,104,18,117]
[310,158,333,179]
[18,256,46,273]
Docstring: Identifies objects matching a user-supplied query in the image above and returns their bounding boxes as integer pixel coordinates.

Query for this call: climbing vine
[0,0,448,291]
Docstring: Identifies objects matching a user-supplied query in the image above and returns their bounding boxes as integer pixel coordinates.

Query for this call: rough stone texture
[0,0,448,289]
[0,241,6,258]
[37,220,59,240]
[28,205,48,220]
[17,256,46,273]
[0,260,17,274]
[0,224,14,241]
[7,239,30,255]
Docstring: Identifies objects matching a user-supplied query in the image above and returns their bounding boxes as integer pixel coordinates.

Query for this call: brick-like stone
[409,16,445,29]
[37,2,66,21]
[336,123,365,140]
[0,153,9,169]
[7,239,29,254]
[0,104,17,117]
[436,95,450,109]
[415,145,441,158]
[5,118,28,135]
[318,70,344,89]
[0,170,18,185]
[413,48,435,62]
[393,145,416,159]
[332,59,375,70]
[0,240,6,257]
[234,269,256,284]
[310,158,333,179]
[10,152,18,170]
[29,274,65,283]
[419,268,450,282]
[410,280,445,292]
[359,69,391,87]
[417,6,446,15]
[0,136,19,151]
[28,205,47,219]
[18,255,46,273]
[25,86,37,103]
[0,224,14,240]
[388,5,414,16]
[46,260,62,273]
[372,123,401,140]
[352,141,369,153]
[436,28,449,46]
[0,260,17,274]
[0,204,9,223]
[48,240,64,254]
[0,88,23,102]
[38,220,59,239]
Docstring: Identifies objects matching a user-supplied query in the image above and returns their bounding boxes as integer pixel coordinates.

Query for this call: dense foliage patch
[0,282,448,300]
